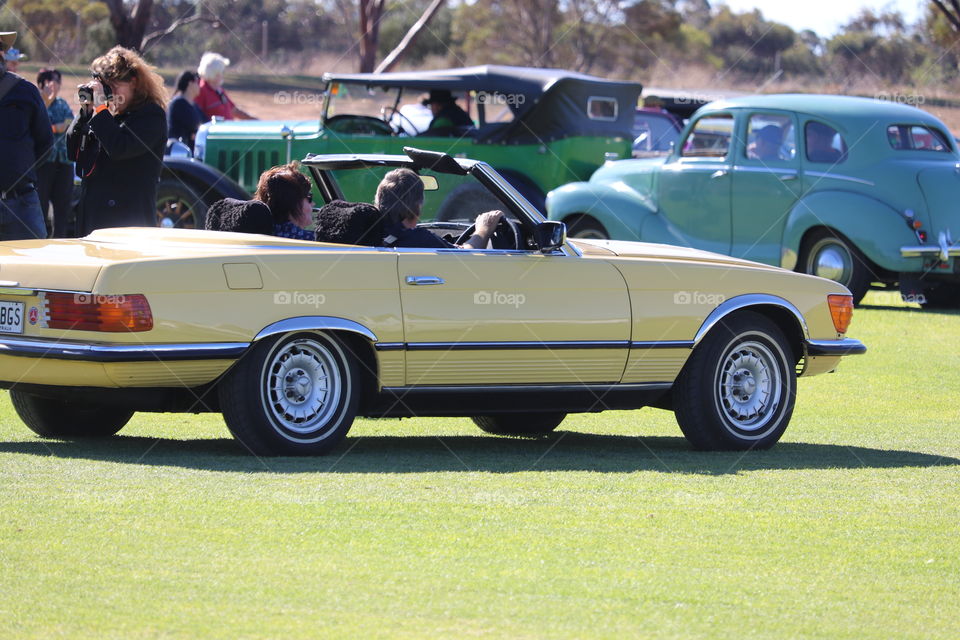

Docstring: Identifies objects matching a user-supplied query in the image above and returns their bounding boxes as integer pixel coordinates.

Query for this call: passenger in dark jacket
[0,31,53,241]
[67,47,167,235]
[166,70,203,151]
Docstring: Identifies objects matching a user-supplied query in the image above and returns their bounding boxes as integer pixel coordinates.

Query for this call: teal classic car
[546,94,960,306]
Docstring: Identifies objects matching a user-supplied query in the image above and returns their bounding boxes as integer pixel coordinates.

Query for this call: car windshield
[633,111,680,153]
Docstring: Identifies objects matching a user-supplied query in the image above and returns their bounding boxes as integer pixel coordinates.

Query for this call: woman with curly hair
[66,46,167,234]
[254,163,315,240]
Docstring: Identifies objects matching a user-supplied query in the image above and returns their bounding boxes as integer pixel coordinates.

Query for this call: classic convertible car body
[0,149,864,455]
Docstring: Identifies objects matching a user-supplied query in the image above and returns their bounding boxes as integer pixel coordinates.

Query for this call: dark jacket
[0,71,53,191]
[67,101,167,234]
[383,222,455,249]
[166,95,203,150]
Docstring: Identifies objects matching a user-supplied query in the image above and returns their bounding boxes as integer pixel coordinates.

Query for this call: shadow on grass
[0,432,956,475]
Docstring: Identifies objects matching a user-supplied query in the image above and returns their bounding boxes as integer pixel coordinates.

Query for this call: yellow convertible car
[0,148,864,455]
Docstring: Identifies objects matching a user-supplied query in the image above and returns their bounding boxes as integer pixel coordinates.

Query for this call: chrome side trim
[404,340,630,351]
[900,245,960,258]
[374,342,405,352]
[254,317,378,343]
[405,276,445,286]
[805,338,867,357]
[380,382,672,394]
[804,171,874,186]
[631,340,694,349]
[0,337,249,362]
[732,166,798,175]
[693,294,810,345]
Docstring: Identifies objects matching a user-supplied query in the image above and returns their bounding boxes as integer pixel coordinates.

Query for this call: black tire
[156,178,207,230]
[799,229,872,304]
[921,284,960,310]
[472,412,567,437]
[9,389,132,439]
[673,312,797,451]
[218,332,358,456]
[565,214,609,240]
[435,182,505,223]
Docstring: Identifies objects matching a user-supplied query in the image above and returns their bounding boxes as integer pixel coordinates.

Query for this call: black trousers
[36,161,75,238]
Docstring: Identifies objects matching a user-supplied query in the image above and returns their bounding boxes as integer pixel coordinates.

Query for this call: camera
[77,73,113,105]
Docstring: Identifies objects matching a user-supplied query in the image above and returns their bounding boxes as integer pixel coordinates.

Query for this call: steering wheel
[455,215,522,250]
[380,105,421,136]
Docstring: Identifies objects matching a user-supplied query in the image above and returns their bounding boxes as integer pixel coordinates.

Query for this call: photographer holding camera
[66,46,167,234]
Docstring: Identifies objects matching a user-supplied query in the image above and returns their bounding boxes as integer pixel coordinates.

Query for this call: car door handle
[405,276,445,286]
[710,170,728,179]
[778,174,798,181]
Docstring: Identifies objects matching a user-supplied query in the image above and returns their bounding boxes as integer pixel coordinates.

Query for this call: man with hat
[0,31,52,240]
[422,89,473,135]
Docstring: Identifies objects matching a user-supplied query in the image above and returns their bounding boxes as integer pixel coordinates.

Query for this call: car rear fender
[545,181,654,240]
[783,190,916,273]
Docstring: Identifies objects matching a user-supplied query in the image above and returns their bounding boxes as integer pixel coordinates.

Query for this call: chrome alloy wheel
[261,337,343,441]
[715,340,783,432]
[810,242,852,284]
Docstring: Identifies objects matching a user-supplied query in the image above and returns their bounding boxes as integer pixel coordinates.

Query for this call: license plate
[0,300,24,334]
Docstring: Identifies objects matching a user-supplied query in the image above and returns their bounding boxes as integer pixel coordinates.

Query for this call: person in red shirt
[195,52,254,121]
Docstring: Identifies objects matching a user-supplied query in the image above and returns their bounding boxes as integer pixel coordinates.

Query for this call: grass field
[1,291,958,639]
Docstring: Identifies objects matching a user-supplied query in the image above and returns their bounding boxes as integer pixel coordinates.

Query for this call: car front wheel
[9,389,133,438]
[219,332,358,456]
[672,312,796,450]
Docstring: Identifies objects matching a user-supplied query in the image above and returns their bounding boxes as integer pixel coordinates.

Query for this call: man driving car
[377,168,502,249]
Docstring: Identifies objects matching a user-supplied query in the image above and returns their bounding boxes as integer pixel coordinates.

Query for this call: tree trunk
[358,0,387,72]
[375,0,446,73]
[105,0,155,51]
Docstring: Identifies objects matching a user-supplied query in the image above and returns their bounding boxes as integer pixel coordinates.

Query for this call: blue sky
[718,0,927,37]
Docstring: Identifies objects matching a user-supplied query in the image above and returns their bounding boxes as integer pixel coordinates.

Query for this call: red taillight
[44,293,153,332]
[827,294,853,334]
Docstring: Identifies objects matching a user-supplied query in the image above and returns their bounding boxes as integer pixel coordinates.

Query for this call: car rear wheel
[472,413,567,437]
[800,230,871,304]
[565,215,609,240]
[673,312,796,450]
[156,179,207,229]
[219,332,358,456]
[9,389,133,438]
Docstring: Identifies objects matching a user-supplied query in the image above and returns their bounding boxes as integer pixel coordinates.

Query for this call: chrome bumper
[901,231,960,261]
[0,336,249,362]
[805,338,867,357]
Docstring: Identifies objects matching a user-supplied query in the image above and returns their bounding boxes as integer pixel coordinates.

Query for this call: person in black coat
[67,46,167,235]
[167,70,203,151]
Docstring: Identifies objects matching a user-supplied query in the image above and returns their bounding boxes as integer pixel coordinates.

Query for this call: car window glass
[633,111,680,152]
[681,115,733,158]
[744,114,795,162]
[886,124,950,152]
[587,97,618,121]
[804,121,847,164]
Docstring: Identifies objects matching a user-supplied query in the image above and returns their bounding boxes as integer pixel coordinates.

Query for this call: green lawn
[1,291,958,639]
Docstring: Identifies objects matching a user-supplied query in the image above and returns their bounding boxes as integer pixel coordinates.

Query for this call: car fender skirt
[253,316,378,343]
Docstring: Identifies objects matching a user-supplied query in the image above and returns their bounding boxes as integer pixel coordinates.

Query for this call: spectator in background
[167,70,204,151]
[195,52,254,121]
[36,68,75,237]
[0,31,52,241]
[3,45,25,74]
[422,90,473,135]
[254,162,315,240]
[66,46,167,234]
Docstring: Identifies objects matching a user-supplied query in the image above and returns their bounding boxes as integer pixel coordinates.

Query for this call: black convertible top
[321,65,641,143]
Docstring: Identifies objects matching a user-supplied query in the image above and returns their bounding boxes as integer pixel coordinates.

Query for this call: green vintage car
[190,65,639,220]
[546,94,960,306]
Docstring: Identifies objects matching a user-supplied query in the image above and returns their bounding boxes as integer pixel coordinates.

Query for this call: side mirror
[535,221,566,253]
